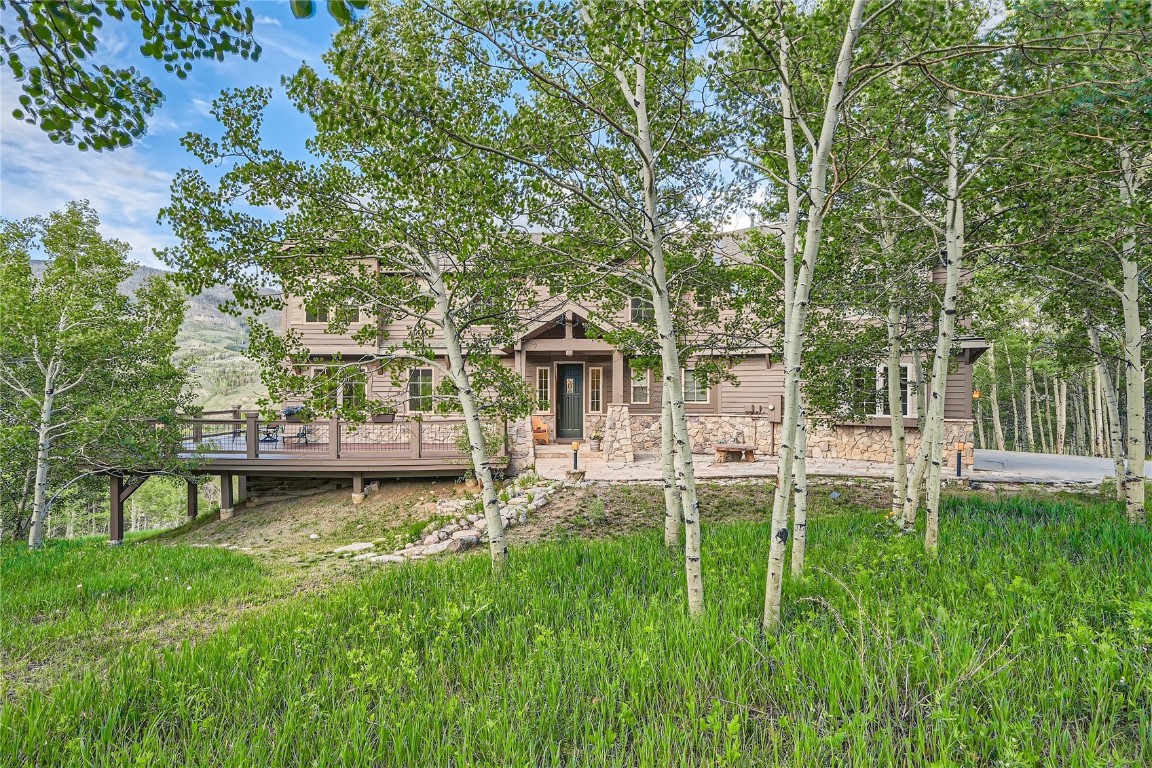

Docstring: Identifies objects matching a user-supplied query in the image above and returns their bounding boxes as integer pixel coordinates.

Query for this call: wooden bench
[713,443,756,463]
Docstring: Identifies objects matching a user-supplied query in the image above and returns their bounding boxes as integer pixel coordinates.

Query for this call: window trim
[535,367,552,413]
[304,303,330,324]
[682,367,710,404]
[407,367,435,414]
[588,366,604,413]
[875,363,915,418]
[629,297,654,325]
[630,368,650,405]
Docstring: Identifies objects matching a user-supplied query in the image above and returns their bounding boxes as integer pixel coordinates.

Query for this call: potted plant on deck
[589,431,602,452]
[371,406,397,423]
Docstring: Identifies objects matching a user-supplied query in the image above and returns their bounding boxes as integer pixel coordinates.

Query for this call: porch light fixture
[972,389,981,400]
[571,441,581,470]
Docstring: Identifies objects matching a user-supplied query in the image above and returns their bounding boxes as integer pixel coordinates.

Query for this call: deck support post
[109,476,125,545]
[329,418,341,460]
[186,479,198,522]
[219,473,234,520]
[352,472,366,505]
[236,475,247,505]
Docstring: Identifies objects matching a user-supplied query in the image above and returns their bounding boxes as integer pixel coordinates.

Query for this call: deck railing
[176,413,503,462]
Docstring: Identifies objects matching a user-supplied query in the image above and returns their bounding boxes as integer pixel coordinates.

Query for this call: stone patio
[535,449,1116,487]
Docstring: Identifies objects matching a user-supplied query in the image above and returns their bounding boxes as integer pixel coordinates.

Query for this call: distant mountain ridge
[30,261,278,409]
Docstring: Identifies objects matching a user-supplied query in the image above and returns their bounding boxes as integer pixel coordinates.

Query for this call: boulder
[370,554,406,564]
[423,539,453,555]
[413,501,438,516]
[351,553,377,562]
[451,530,480,543]
[466,513,482,523]
[422,533,441,546]
[333,542,374,554]
[506,496,528,506]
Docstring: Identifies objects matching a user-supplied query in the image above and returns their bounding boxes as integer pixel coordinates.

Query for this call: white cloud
[0,100,178,268]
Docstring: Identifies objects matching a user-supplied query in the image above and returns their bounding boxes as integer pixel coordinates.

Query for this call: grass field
[2,491,1149,766]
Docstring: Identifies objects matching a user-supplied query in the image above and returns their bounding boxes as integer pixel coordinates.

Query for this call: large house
[279,261,987,474]
[105,240,986,542]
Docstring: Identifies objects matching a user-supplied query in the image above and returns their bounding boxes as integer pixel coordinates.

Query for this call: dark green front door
[556,364,584,439]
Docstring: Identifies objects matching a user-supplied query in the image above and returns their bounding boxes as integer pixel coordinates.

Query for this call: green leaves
[1,1,260,151]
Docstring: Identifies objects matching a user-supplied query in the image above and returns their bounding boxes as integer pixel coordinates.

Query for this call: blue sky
[0,2,341,268]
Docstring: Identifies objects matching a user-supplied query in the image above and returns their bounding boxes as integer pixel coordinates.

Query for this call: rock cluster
[333,476,561,566]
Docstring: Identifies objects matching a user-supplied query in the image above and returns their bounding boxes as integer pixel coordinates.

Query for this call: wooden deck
[105,412,504,544]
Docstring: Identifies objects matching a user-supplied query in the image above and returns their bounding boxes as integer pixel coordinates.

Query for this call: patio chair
[532,416,551,446]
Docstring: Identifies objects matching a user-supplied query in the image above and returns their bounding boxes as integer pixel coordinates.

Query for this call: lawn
[2,492,1149,766]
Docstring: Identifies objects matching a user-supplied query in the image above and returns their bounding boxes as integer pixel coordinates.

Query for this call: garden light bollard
[956,441,964,478]
[572,441,580,470]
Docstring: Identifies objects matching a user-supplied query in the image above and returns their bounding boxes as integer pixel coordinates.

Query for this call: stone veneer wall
[507,417,535,475]
[604,413,975,466]
[602,404,635,463]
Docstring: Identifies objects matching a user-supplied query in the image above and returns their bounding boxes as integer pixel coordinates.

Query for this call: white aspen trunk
[1119,146,1145,524]
[1004,346,1022,450]
[765,0,867,631]
[1055,378,1067,455]
[1042,376,1056,453]
[433,272,508,566]
[66,505,75,539]
[1089,325,1127,502]
[904,351,929,529]
[988,344,1005,451]
[887,301,907,519]
[789,400,808,577]
[625,52,705,613]
[1089,367,1101,455]
[661,383,683,547]
[976,401,986,449]
[27,359,60,550]
[923,95,964,556]
[1024,351,1036,452]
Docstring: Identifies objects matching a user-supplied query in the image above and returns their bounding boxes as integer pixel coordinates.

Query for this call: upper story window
[535,367,551,412]
[408,368,434,412]
[683,368,709,403]
[304,303,362,324]
[630,297,654,324]
[630,369,650,404]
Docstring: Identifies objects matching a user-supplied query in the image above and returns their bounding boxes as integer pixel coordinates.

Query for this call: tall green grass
[2,495,1149,767]
[1,537,284,688]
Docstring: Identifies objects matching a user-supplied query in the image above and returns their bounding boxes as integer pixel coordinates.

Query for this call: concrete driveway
[973,449,1144,483]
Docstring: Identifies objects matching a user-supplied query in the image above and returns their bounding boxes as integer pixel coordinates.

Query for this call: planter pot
[589,440,602,452]
[371,414,396,423]
[285,415,303,423]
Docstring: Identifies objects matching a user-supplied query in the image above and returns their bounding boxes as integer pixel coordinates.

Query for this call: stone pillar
[603,404,635,464]
[219,473,234,520]
[352,472,366,505]
[236,475,248,504]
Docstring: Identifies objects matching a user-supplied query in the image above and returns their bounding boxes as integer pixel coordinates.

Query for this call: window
[341,374,366,409]
[305,304,329,323]
[877,364,913,417]
[535,367,551,411]
[408,368,434,412]
[683,368,709,403]
[334,304,363,324]
[630,369,650,404]
[589,367,603,412]
[630,297,654,324]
